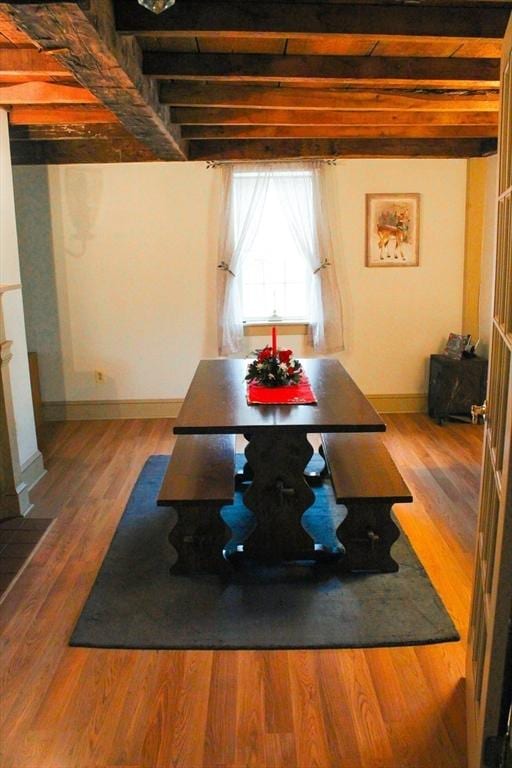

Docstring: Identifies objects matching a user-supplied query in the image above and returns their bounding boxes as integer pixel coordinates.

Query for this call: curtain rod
[205,158,337,169]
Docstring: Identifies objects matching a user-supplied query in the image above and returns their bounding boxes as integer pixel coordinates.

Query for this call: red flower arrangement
[245,346,303,387]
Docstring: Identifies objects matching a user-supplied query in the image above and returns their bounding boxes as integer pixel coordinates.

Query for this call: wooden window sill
[243,322,309,336]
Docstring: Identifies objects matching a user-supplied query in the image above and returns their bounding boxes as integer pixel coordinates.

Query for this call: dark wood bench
[157,434,235,574]
[321,433,413,572]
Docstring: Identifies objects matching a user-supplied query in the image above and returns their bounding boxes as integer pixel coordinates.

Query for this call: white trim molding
[20,449,46,492]
[42,398,183,421]
[366,393,427,413]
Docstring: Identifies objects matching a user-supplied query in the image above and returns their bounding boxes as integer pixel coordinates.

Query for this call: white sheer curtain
[216,161,344,356]
[273,161,344,353]
[217,164,271,355]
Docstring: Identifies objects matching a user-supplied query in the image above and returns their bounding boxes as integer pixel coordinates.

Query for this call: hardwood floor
[0,415,483,768]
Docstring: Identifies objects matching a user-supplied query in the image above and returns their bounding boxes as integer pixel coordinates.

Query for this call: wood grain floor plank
[335,649,395,766]
[414,644,467,759]
[235,651,266,768]
[169,651,213,768]
[204,650,239,766]
[138,652,187,768]
[315,650,363,765]
[363,647,418,766]
[107,652,179,766]
[44,651,133,768]
[79,651,140,767]
[263,732,297,768]
[389,646,464,768]
[260,650,294,735]
[288,651,335,768]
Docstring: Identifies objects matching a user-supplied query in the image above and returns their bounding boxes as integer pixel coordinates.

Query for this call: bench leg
[169,504,232,575]
[336,502,400,573]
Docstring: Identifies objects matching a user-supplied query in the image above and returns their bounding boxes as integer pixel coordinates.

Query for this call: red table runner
[247,375,317,405]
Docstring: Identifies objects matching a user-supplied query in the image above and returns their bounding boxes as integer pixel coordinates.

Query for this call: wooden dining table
[173,358,385,563]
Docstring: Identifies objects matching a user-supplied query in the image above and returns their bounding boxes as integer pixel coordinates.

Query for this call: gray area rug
[70,455,459,650]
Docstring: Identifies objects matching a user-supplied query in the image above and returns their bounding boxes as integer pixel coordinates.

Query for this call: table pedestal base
[242,431,315,563]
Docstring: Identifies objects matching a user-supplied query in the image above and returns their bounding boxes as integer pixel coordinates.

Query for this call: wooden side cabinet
[428,354,488,425]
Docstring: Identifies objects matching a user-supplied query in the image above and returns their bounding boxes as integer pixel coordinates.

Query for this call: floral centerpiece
[246,346,303,387]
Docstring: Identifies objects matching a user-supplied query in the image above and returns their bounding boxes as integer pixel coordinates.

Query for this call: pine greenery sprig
[245,346,302,387]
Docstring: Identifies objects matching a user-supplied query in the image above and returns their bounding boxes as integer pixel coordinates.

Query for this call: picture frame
[365,193,420,267]
[443,333,471,360]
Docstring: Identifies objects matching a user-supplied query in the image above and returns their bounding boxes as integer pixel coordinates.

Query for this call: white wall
[0,109,39,467]
[478,154,498,358]
[15,162,218,403]
[13,158,467,403]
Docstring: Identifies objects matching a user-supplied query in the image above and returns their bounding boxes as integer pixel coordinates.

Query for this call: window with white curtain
[216,161,344,357]
[233,169,313,322]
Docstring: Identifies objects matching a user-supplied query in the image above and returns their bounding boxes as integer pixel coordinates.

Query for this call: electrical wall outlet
[94,370,104,383]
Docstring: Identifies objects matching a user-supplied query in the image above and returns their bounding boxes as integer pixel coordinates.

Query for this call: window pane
[236,172,313,322]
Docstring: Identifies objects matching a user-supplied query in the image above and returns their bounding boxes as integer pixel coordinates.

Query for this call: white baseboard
[0,452,44,519]
[42,394,427,421]
[42,398,183,421]
[20,449,46,492]
[367,393,427,413]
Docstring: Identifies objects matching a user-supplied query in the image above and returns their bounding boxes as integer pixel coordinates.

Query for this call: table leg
[303,444,328,486]
[242,430,316,563]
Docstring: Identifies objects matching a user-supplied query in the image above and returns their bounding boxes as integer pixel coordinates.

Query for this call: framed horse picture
[365,193,420,267]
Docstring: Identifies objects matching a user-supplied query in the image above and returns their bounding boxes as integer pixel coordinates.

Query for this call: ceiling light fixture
[137,0,175,13]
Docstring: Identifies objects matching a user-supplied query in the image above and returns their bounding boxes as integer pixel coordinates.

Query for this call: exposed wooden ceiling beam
[0,12,34,45]
[171,107,500,126]
[8,105,116,125]
[188,137,497,161]
[3,1,186,161]
[144,52,501,89]
[182,124,498,140]
[160,83,500,111]
[9,137,158,165]
[0,82,99,105]
[9,124,131,141]
[115,2,510,41]
[0,48,68,78]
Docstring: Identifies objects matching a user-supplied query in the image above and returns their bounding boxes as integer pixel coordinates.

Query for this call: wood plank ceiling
[2,0,511,164]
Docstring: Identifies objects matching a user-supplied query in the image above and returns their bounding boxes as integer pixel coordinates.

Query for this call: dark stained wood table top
[174,358,385,435]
